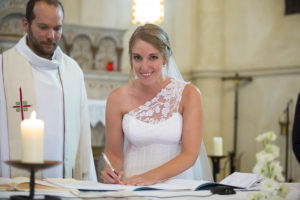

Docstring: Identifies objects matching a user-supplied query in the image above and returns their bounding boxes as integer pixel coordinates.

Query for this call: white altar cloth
[88,99,106,127]
[0,183,299,200]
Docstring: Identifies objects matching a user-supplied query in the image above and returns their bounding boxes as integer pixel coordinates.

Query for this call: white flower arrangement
[248,131,289,200]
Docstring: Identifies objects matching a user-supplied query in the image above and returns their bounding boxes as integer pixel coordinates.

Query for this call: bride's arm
[122,84,203,186]
[100,88,125,184]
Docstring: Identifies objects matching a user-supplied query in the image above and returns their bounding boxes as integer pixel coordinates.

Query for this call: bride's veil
[166,56,213,182]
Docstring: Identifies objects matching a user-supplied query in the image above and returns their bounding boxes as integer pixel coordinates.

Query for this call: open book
[219,172,263,190]
[0,177,67,191]
[45,172,263,192]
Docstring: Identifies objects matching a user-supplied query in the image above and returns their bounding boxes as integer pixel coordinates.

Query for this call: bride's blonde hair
[128,24,172,80]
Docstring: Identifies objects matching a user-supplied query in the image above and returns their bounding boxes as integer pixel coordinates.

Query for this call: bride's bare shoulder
[106,82,135,108]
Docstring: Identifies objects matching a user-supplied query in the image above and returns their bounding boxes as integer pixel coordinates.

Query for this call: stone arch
[69,34,93,70]
[0,13,24,35]
[94,37,118,71]
[0,13,24,52]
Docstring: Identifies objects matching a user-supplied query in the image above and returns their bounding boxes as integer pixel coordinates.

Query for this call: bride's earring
[162,64,167,78]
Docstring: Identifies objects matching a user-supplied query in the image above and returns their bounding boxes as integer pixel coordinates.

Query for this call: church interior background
[1,0,299,182]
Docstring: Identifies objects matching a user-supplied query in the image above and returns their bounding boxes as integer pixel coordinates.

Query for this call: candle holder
[5,160,60,200]
[208,155,227,182]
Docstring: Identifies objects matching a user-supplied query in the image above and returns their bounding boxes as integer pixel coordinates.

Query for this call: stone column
[192,0,225,159]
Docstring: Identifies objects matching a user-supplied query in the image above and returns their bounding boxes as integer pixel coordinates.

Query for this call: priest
[0,0,96,180]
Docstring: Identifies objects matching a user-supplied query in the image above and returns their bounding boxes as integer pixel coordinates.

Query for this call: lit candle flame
[30,111,36,120]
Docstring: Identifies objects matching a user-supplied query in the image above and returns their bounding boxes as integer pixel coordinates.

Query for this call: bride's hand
[121,172,158,186]
[100,167,124,184]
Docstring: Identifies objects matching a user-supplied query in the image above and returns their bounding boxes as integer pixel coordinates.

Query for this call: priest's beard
[27,27,58,59]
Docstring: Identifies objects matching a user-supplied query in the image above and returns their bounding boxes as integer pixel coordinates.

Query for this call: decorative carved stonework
[70,35,94,70]
[0,14,23,35]
[0,0,26,11]
[0,0,26,46]
[95,38,117,71]
[84,70,129,99]
[62,25,126,72]
[0,13,24,52]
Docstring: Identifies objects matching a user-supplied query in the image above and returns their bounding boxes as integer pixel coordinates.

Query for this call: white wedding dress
[122,78,213,181]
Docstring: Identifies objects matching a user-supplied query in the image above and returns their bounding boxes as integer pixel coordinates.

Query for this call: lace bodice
[122,79,191,178]
[127,78,186,124]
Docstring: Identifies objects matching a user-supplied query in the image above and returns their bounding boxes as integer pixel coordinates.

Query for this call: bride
[101,24,212,186]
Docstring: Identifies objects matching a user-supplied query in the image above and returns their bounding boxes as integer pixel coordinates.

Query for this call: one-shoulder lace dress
[122,78,213,181]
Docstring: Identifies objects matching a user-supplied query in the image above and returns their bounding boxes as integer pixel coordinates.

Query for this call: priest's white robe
[0,35,96,180]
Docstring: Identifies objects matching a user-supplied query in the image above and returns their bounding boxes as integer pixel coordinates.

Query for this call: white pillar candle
[213,137,223,156]
[20,111,44,163]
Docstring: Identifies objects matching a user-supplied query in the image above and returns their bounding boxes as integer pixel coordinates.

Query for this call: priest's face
[23,1,63,59]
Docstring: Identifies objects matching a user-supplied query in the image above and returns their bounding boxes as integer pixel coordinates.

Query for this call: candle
[213,137,223,156]
[20,111,44,163]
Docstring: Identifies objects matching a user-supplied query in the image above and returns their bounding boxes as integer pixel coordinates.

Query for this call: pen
[102,153,121,183]
[102,152,116,172]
